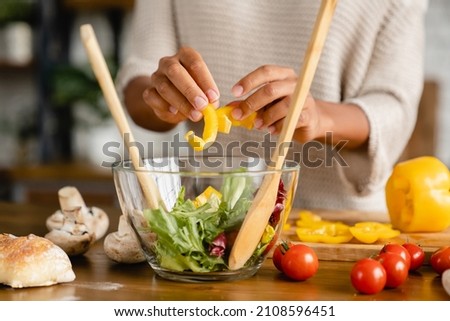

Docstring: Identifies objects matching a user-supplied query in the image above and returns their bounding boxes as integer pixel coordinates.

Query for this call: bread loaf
[0,233,76,288]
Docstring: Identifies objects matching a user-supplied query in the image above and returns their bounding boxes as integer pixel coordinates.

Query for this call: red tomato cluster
[272,242,319,281]
[350,242,425,294]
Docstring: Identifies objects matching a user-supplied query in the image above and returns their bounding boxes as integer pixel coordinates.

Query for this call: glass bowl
[112,156,299,282]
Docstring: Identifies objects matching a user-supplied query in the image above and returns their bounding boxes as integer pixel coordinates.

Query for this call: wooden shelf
[6,162,117,207]
[9,161,112,181]
[0,59,34,71]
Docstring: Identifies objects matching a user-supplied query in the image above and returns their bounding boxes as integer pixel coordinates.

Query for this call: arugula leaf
[144,200,226,272]
[144,169,258,272]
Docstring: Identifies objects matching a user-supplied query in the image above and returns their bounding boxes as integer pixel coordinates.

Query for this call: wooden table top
[0,201,448,301]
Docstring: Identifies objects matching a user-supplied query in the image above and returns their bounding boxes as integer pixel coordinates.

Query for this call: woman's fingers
[150,72,202,121]
[159,47,218,111]
[268,94,319,142]
[231,65,296,120]
[254,97,291,130]
[233,65,296,97]
[147,47,219,123]
[142,88,187,124]
[178,47,220,104]
[244,79,296,123]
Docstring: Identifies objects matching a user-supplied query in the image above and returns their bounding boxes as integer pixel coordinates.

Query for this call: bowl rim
[111,155,300,177]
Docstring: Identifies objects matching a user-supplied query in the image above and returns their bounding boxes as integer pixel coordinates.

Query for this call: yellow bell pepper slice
[184,104,218,151]
[261,224,276,244]
[349,222,400,244]
[295,210,324,227]
[296,222,353,244]
[216,106,256,130]
[386,156,450,232]
[217,110,232,134]
[184,104,257,151]
[193,186,222,208]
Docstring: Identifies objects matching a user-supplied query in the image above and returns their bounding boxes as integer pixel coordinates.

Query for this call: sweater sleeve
[340,0,427,196]
[115,0,178,96]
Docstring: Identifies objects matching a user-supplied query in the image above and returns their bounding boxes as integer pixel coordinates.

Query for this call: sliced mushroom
[46,186,109,241]
[103,214,146,264]
[45,206,95,256]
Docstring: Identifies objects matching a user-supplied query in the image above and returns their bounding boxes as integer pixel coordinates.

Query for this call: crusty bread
[0,233,76,288]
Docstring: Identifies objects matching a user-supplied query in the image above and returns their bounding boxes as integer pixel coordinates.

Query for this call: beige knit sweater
[116,0,427,215]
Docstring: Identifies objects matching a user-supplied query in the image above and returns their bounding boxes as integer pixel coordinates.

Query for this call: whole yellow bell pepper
[386,156,450,232]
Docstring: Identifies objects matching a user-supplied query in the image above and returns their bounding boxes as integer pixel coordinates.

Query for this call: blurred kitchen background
[0,0,449,207]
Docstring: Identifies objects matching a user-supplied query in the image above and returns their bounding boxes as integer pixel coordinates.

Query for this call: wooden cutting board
[282,209,450,262]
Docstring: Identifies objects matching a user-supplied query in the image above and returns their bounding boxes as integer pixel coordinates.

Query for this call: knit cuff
[115,56,157,99]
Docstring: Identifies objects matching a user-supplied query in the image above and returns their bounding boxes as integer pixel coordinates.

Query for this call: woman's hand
[230,64,370,149]
[229,65,323,143]
[142,47,220,124]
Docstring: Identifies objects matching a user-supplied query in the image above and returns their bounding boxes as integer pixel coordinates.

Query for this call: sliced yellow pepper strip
[184,104,218,151]
[261,224,276,244]
[349,222,400,244]
[184,104,257,151]
[217,112,232,134]
[296,222,353,244]
[216,106,257,130]
[295,210,324,227]
[293,210,401,244]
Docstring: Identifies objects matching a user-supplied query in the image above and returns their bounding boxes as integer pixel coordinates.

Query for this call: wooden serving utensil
[228,0,338,270]
[80,24,161,210]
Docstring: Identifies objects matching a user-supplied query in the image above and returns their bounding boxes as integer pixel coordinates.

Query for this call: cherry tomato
[350,258,387,294]
[272,241,290,272]
[375,252,408,288]
[380,243,411,270]
[430,246,450,275]
[402,243,425,271]
[280,244,319,281]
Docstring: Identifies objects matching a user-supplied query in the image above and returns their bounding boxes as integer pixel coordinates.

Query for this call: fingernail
[231,108,243,121]
[254,118,263,129]
[194,96,208,110]
[169,106,178,114]
[268,126,276,134]
[190,110,203,121]
[206,89,219,102]
[232,85,244,97]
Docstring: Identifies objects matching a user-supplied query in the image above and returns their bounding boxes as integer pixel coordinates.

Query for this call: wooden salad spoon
[228,0,339,270]
[80,24,161,210]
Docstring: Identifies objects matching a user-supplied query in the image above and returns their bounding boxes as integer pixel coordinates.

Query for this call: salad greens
[143,172,257,272]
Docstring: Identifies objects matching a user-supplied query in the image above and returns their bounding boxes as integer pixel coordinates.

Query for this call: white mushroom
[46,186,109,241]
[442,269,450,297]
[45,206,95,256]
[103,214,146,264]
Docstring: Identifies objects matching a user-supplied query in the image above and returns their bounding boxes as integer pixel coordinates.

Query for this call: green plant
[0,0,35,25]
[51,60,117,123]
